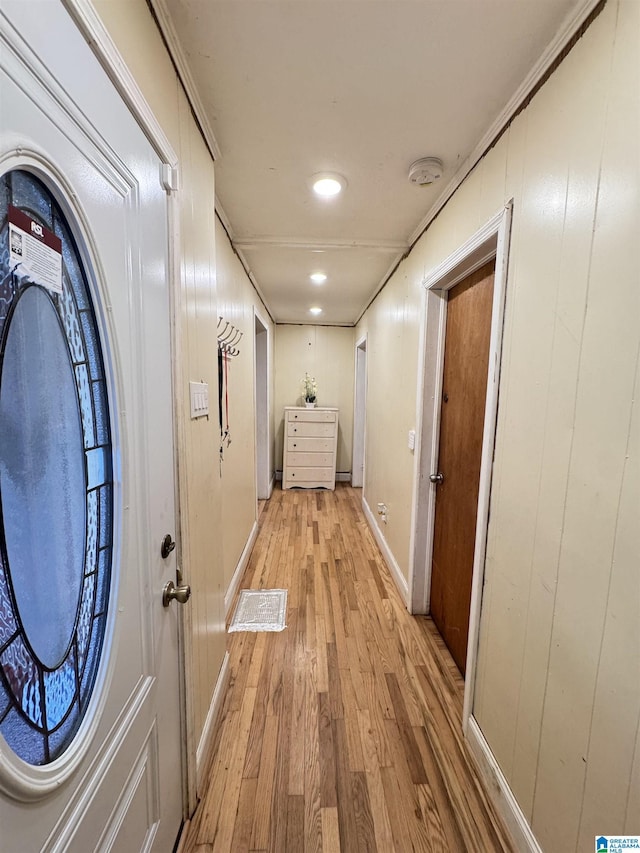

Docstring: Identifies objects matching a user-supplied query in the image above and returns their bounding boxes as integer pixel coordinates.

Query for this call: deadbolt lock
[161,533,176,559]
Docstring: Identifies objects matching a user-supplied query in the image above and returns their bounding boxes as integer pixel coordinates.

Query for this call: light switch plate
[408,429,416,451]
[190,381,209,419]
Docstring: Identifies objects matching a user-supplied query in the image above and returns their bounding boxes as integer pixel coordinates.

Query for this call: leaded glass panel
[0,169,113,765]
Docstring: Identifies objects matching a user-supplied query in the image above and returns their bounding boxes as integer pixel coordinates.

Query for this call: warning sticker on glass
[8,204,62,294]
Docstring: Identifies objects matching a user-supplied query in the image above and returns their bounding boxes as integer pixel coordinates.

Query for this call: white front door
[0,3,184,850]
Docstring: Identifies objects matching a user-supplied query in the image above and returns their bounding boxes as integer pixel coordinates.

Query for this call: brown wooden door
[430,260,495,676]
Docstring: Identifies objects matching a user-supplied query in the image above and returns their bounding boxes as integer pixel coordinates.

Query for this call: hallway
[183,484,515,852]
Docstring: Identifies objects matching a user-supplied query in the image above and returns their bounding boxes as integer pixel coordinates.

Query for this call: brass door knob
[162,580,191,607]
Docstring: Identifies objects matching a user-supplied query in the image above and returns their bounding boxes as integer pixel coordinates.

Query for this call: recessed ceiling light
[310,273,327,284]
[310,306,323,315]
[311,173,346,197]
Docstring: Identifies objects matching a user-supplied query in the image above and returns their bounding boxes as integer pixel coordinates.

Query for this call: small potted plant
[301,373,318,408]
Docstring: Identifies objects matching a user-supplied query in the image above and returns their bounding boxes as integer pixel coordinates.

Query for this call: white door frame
[351,334,367,489]
[254,308,272,500]
[410,202,513,729]
[61,0,196,818]
[165,186,196,816]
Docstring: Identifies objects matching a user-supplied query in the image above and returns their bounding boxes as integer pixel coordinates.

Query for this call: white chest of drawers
[282,406,339,490]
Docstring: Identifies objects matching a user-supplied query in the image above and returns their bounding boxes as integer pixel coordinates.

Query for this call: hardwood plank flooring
[183,484,515,853]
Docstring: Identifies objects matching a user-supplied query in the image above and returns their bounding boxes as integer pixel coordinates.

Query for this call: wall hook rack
[217,316,242,357]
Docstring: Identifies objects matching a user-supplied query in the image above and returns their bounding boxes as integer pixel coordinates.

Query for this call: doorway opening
[254,311,271,499]
[352,335,367,489]
[410,204,512,725]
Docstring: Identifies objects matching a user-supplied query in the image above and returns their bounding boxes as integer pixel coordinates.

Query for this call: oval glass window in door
[0,169,113,765]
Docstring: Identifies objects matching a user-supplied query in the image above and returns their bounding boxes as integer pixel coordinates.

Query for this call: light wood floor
[183,484,515,853]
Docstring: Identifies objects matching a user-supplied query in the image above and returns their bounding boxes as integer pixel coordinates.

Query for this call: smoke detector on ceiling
[408,157,443,186]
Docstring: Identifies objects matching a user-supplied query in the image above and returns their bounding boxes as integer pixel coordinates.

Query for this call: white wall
[356,263,425,585]
[274,324,355,475]
[216,220,275,592]
[357,1,639,849]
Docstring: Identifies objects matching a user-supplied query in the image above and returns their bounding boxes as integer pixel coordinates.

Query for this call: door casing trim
[61,0,178,171]
[410,202,513,729]
[351,333,368,489]
[254,307,272,501]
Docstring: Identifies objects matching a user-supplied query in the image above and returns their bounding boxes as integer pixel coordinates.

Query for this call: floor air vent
[228,589,288,632]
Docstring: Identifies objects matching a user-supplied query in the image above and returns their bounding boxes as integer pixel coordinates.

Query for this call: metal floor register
[228,589,288,632]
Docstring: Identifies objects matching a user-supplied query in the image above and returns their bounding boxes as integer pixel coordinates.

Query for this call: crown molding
[407,0,604,247]
[149,0,222,162]
[234,236,408,253]
[215,196,234,240]
[62,0,178,168]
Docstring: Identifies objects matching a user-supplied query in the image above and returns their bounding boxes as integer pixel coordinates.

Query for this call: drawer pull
[293,443,297,447]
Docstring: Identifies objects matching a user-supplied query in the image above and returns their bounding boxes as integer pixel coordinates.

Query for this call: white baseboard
[196,652,230,794]
[362,496,409,606]
[466,716,542,853]
[224,520,259,617]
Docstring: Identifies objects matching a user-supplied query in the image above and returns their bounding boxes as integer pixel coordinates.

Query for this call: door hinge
[160,163,179,193]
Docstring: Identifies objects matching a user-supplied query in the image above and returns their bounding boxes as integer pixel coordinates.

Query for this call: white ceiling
[153,0,591,325]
